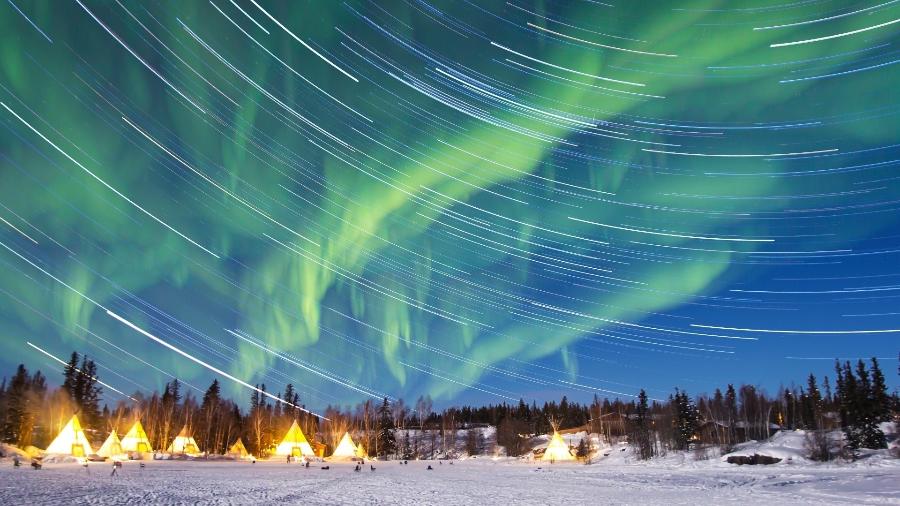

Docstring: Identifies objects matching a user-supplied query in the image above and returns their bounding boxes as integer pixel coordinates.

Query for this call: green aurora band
[1,1,898,406]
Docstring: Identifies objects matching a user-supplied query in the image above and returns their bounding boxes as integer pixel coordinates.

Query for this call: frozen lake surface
[1,455,897,505]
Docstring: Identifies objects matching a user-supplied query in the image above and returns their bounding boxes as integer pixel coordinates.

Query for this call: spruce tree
[1,365,30,444]
[869,358,890,422]
[202,379,221,408]
[673,390,699,451]
[724,384,737,444]
[402,430,413,460]
[200,379,221,451]
[855,360,886,449]
[576,437,588,460]
[79,356,102,428]
[377,397,396,459]
[802,374,822,430]
[783,389,795,430]
[283,383,296,420]
[839,361,861,448]
[630,389,653,460]
[62,352,79,402]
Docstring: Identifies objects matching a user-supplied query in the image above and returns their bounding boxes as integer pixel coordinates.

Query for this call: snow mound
[0,443,33,459]
[723,430,809,463]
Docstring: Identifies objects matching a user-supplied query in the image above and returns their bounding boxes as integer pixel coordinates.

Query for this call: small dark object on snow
[139,462,146,469]
[321,466,330,470]
[354,464,360,472]
[726,454,782,465]
[426,465,433,470]
[31,460,42,470]
[13,456,21,467]
[370,465,376,471]
[305,461,310,468]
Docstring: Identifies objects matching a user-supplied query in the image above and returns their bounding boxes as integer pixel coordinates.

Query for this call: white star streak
[122,116,318,246]
[569,217,775,242]
[5,0,52,43]
[526,22,678,58]
[73,0,206,113]
[224,329,387,400]
[228,0,269,34]
[1,102,220,258]
[753,1,899,31]
[247,0,359,82]
[641,148,838,158]
[691,324,900,334]
[107,310,329,420]
[26,341,137,401]
[0,214,38,244]
[208,1,371,122]
[770,18,900,47]
[490,41,645,87]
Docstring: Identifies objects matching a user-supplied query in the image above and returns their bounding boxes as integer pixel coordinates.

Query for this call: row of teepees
[46,415,168,458]
[44,415,366,460]
[45,414,571,461]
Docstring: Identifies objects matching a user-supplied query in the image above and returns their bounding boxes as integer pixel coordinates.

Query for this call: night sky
[1,1,898,412]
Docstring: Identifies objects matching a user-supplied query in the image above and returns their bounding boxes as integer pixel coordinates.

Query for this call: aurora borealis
[1,1,898,410]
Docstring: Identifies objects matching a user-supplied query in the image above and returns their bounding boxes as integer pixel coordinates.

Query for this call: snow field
[0,455,897,505]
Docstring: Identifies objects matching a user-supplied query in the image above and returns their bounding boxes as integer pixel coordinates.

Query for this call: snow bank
[0,443,32,459]
[723,430,810,463]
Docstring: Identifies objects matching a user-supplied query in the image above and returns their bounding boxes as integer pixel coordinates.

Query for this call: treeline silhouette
[0,352,896,461]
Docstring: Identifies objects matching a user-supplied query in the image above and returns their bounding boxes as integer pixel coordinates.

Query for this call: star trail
[0,1,898,409]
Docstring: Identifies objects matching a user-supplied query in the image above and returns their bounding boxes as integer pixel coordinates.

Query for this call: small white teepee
[97,429,125,458]
[273,420,314,457]
[167,425,200,455]
[45,414,94,457]
[541,431,575,462]
[330,432,360,459]
[120,420,153,453]
[227,438,249,458]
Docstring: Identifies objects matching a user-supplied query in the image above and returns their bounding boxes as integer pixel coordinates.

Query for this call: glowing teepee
[97,429,124,458]
[167,425,200,455]
[274,420,314,457]
[330,432,361,459]
[45,414,94,457]
[120,420,153,453]
[227,438,249,458]
[542,431,575,462]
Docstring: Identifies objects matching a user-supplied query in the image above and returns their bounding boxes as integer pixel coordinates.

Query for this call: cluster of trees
[0,352,896,462]
[835,359,892,451]
[624,358,896,461]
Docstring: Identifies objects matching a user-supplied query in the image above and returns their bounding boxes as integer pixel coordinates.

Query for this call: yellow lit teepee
[330,432,360,459]
[167,425,200,455]
[273,420,314,457]
[541,431,575,462]
[45,414,93,457]
[97,429,124,458]
[227,438,249,458]
[120,420,153,453]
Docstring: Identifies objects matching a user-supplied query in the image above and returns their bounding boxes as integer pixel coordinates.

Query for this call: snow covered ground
[0,453,897,505]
